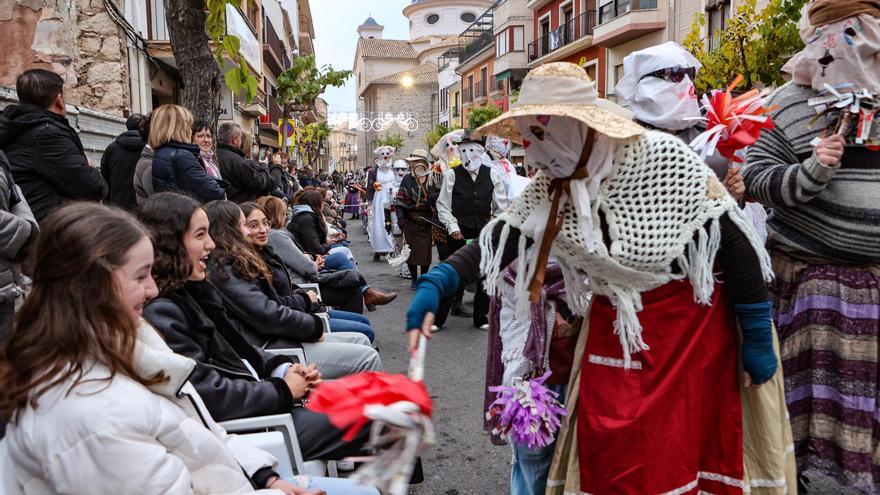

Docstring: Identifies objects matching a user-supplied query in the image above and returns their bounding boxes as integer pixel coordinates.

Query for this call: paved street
[345,217,854,495]
[346,218,510,494]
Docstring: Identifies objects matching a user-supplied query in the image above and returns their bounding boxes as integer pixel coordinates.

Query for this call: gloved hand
[406,263,461,332]
[735,301,778,386]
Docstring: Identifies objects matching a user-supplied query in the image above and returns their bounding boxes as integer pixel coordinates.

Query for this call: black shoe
[373,253,381,262]
[411,279,418,290]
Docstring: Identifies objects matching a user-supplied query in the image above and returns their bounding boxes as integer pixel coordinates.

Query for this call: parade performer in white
[364,146,397,262]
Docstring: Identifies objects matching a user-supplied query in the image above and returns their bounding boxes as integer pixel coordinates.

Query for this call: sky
[311,1,412,123]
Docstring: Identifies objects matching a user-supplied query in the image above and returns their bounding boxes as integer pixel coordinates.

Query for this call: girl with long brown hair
[0,202,305,494]
[203,200,381,378]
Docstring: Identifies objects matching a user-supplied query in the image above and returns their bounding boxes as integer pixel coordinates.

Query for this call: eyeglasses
[639,66,696,83]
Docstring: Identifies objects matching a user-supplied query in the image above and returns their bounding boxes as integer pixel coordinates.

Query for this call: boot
[450,294,472,317]
[363,287,397,311]
[373,253,383,262]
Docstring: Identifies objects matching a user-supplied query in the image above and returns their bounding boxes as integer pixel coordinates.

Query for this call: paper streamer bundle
[386,243,411,269]
[689,75,776,163]
[486,371,567,450]
[307,337,433,495]
[807,83,879,146]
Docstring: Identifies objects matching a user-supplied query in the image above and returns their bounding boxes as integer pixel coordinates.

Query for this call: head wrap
[809,0,880,26]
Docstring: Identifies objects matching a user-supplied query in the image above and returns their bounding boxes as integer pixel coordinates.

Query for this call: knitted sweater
[743,83,880,265]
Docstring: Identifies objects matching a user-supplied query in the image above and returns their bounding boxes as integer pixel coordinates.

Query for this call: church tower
[357,16,384,40]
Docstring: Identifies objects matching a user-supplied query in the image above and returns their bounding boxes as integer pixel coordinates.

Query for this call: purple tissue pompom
[485,371,567,449]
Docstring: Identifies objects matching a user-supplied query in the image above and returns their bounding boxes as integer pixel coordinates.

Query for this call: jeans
[323,251,354,271]
[327,309,374,342]
[510,384,567,495]
[286,475,379,495]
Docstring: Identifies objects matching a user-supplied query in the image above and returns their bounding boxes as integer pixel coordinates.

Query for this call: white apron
[368,167,395,254]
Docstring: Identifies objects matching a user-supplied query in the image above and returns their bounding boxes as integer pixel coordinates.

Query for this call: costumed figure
[365,146,397,261]
[616,41,794,494]
[406,63,779,494]
[387,159,412,276]
[345,180,363,219]
[435,131,510,330]
[741,2,880,492]
[396,149,439,290]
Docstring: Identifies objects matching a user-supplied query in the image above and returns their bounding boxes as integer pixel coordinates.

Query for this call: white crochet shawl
[480,131,772,368]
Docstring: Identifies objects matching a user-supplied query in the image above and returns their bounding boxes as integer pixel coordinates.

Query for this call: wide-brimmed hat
[404,148,433,164]
[458,129,485,146]
[473,62,644,142]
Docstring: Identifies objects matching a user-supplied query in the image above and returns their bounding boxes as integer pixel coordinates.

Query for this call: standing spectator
[0,151,36,339]
[100,113,147,210]
[269,151,296,201]
[192,120,223,181]
[133,113,154,206]
[216,122,275,202]
[0,69,107,223]
[149,105,226,203]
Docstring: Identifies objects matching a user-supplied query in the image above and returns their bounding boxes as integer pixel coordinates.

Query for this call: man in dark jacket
[0,69,108,223]
[215,122,275,202]
[100,113,146,209]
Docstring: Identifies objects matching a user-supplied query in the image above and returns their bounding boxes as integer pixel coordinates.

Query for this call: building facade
[329,123,358,173]
[353,0,493,167]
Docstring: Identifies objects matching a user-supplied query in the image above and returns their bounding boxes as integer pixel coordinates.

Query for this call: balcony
[594,0,665,47]
[267,99,283,126]
[462,86,474,105]
[491,79,505,97]
[475,80,488,102]
[458,8,495,65]
[263,18,288,75]
[528,10,597,64]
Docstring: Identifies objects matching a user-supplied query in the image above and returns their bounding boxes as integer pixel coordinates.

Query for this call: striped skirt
[771,248,880,493]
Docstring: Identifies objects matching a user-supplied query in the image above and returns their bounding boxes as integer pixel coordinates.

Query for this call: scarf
[201,150,222,179]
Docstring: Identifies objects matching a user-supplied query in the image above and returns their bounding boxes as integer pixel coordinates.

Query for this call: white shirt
[436,165,509,235]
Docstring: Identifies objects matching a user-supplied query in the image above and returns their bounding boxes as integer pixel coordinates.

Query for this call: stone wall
[0,0,130,116]
[362,83,436,165]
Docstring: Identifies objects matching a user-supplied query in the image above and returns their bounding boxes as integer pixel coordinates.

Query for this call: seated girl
[256,196,396,312]
[288,189,356,270]
[0,202,376,495]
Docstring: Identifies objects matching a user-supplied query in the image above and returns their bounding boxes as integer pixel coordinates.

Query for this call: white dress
[368,167,396,254]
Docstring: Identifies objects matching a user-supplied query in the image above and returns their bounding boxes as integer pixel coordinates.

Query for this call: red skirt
[578,280,744,495]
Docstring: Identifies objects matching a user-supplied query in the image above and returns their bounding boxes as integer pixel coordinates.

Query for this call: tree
[296,122,332,169]
[468,102,503,130]
[423,123,461,149]
[164,0,260,123]
[682,0,808,92]
[276,55,352,149]
[372,133,405,151]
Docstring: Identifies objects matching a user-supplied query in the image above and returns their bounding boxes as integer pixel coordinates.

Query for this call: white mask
[459,143,488,173]
[374,146,396,169]
[630,75,701,131]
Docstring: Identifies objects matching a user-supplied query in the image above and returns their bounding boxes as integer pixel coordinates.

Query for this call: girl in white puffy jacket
[0,202,377,495]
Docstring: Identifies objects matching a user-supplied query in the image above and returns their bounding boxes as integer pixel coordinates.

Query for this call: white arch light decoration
[357,112,420,132]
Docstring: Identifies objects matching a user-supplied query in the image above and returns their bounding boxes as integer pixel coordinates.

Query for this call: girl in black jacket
[140,192,371,462]
[202,200,381,378]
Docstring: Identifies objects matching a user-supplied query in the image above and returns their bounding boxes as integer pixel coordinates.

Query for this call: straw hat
[404,148,433,164]
[473,62,644,142]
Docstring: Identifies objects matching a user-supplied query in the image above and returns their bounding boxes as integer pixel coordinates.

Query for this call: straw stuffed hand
[689,75,776,163]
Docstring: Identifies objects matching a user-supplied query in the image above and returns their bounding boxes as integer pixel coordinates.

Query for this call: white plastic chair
[220,413,329,477]
[238,431,294,479]
[0,439,24,495]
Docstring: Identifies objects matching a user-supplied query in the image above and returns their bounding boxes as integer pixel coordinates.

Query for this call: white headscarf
[616,41,703,131]
[515,115,617,252]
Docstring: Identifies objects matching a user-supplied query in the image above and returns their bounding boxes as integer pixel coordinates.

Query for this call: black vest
[451,165,493,235]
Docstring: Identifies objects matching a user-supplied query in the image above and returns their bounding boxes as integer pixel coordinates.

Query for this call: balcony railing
[475,80,488,99]
[263,18,286,74]
[528,10,597,62]
[493,79,505,95]
[458,7,495,64]
[453,105,460,117]
[599,0,657,24]
[463,86,474,104]
[268,99,283,125]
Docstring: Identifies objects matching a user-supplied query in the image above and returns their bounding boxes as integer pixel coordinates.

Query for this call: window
[496,30,509,57]
[614,64,625,86]
[512,26,525,51]
[707,0,730,51]
[440,88,448,112]
[426,13,440,25]
[461,12,476,23]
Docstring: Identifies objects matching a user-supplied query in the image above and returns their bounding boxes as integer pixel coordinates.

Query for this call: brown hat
[809,0,880,26]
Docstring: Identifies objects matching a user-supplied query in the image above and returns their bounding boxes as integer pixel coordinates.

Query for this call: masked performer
[618,41,795,495]
[364,146,397,261]
[406,63,777,494]
[436,131,509,329]
[742,3,880,492]
[395,149,436,290]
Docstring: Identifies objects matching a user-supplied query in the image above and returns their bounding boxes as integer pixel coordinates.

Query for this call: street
[346,218,509,494]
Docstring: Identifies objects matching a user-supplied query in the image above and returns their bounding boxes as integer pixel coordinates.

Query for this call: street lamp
[401,74,414,89]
